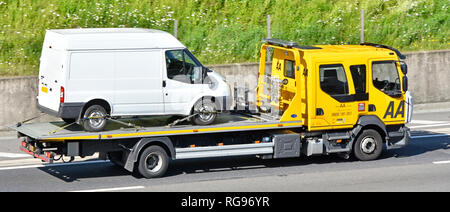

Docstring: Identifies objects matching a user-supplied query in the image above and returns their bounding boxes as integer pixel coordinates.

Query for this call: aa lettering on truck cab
[383,100,405,119]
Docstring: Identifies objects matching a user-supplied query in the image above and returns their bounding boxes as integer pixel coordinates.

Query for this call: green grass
[0,0,448,76]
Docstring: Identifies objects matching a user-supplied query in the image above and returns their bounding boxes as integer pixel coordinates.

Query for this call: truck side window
[284,60,295,79]
[372,61,401,94]
[350,65,366,94]
[319,64,349,96]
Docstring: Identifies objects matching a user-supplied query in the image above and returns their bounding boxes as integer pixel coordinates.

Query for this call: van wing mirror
[202,67,209,79]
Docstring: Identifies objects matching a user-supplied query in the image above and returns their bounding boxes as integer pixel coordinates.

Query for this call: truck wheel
[137,145,169,178]
[192,99,217,125]
[353,129,383,161]
[82,105,108,132]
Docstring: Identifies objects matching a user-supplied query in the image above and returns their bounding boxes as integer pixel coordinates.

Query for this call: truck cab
[257,39,412,159]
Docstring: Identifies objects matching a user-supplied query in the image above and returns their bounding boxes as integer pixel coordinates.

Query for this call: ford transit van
[37,28,230,131]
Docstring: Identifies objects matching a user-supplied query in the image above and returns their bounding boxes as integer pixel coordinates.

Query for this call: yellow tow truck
[12,38,412,178]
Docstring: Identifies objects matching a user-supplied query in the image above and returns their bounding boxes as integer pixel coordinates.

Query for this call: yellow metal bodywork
[256,43,406,132]
[40,121,303,142]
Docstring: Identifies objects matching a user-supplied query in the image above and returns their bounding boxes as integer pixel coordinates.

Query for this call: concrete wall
[0,50,449,131]
[0,76,58,131]
[404,50,450,103]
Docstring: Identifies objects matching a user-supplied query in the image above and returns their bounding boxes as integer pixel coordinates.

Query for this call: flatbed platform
[11,113,303,142]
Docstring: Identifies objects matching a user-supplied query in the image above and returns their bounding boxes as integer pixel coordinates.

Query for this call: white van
[37,28,230,131]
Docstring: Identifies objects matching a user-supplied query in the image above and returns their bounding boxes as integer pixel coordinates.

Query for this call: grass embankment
[0,0,448,76]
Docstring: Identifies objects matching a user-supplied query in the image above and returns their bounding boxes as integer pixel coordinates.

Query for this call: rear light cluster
[60,86,65,103]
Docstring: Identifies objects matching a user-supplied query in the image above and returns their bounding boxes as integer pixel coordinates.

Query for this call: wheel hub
[197,105,214,122]
[145,154,162,172]
[88,111,105,128]
[361,137,376,154]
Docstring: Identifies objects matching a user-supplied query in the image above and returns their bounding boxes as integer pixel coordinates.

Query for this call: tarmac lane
[0,111,449,192]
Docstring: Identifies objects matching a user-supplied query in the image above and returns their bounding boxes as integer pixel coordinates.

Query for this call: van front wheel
[192,99,217,125]
[82,105,108,132]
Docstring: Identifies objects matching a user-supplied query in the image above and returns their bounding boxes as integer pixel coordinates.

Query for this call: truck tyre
[137,145,169,178]
[81,105,108,132]
[192,99,217,125]
[353,129,383,161]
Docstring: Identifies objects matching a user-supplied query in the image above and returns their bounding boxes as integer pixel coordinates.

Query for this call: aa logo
[383,101,405,119]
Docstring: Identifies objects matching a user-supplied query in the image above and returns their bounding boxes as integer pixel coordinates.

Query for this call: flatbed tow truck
[11,39,412,178]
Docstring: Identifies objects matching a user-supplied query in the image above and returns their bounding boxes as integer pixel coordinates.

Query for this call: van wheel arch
[190,96,219,114]
[79,99,112,120]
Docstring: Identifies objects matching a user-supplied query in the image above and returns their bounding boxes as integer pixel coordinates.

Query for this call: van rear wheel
[82,105,108,132]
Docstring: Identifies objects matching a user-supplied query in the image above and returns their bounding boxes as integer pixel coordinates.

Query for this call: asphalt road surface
[0,110,449,192]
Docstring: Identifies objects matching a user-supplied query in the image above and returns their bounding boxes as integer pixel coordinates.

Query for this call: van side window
[166,50,202,84]
[350,65,366,94]
[284,60,295,79]
[319,64,349,95]
[166,50,187,82]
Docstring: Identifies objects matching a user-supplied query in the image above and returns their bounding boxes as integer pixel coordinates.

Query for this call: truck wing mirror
[400,62,408,74]
[402,76,408,92]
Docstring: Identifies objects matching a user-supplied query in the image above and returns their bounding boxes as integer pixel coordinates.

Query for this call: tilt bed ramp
[10,112,409,179]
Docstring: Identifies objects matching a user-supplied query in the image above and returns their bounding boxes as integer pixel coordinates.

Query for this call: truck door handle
[162,80,166,87]
[368,104,376,112]
[316,108,324,116]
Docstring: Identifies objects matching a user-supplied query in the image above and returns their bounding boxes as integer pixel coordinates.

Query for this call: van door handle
[162,80,166,87]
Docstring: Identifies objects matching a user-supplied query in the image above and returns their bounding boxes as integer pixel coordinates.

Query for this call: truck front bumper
[386,126,410,150]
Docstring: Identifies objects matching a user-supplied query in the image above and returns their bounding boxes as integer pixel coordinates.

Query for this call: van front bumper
[37,102,84,119]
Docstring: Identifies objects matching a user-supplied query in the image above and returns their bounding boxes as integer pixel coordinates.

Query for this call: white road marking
[0,137,18,140]
[0,160,109,171]
[410,120,446,124]
[411,134,449,139]
[70,186,145,192]
[432,160,450,165]
[409,123,450,129]
[0,152,30,158]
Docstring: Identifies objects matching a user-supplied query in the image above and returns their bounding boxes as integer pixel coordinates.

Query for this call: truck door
[312,63,359,130]
[369,60,405,124]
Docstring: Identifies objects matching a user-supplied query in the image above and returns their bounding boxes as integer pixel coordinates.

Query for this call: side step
[175,143,274,160]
